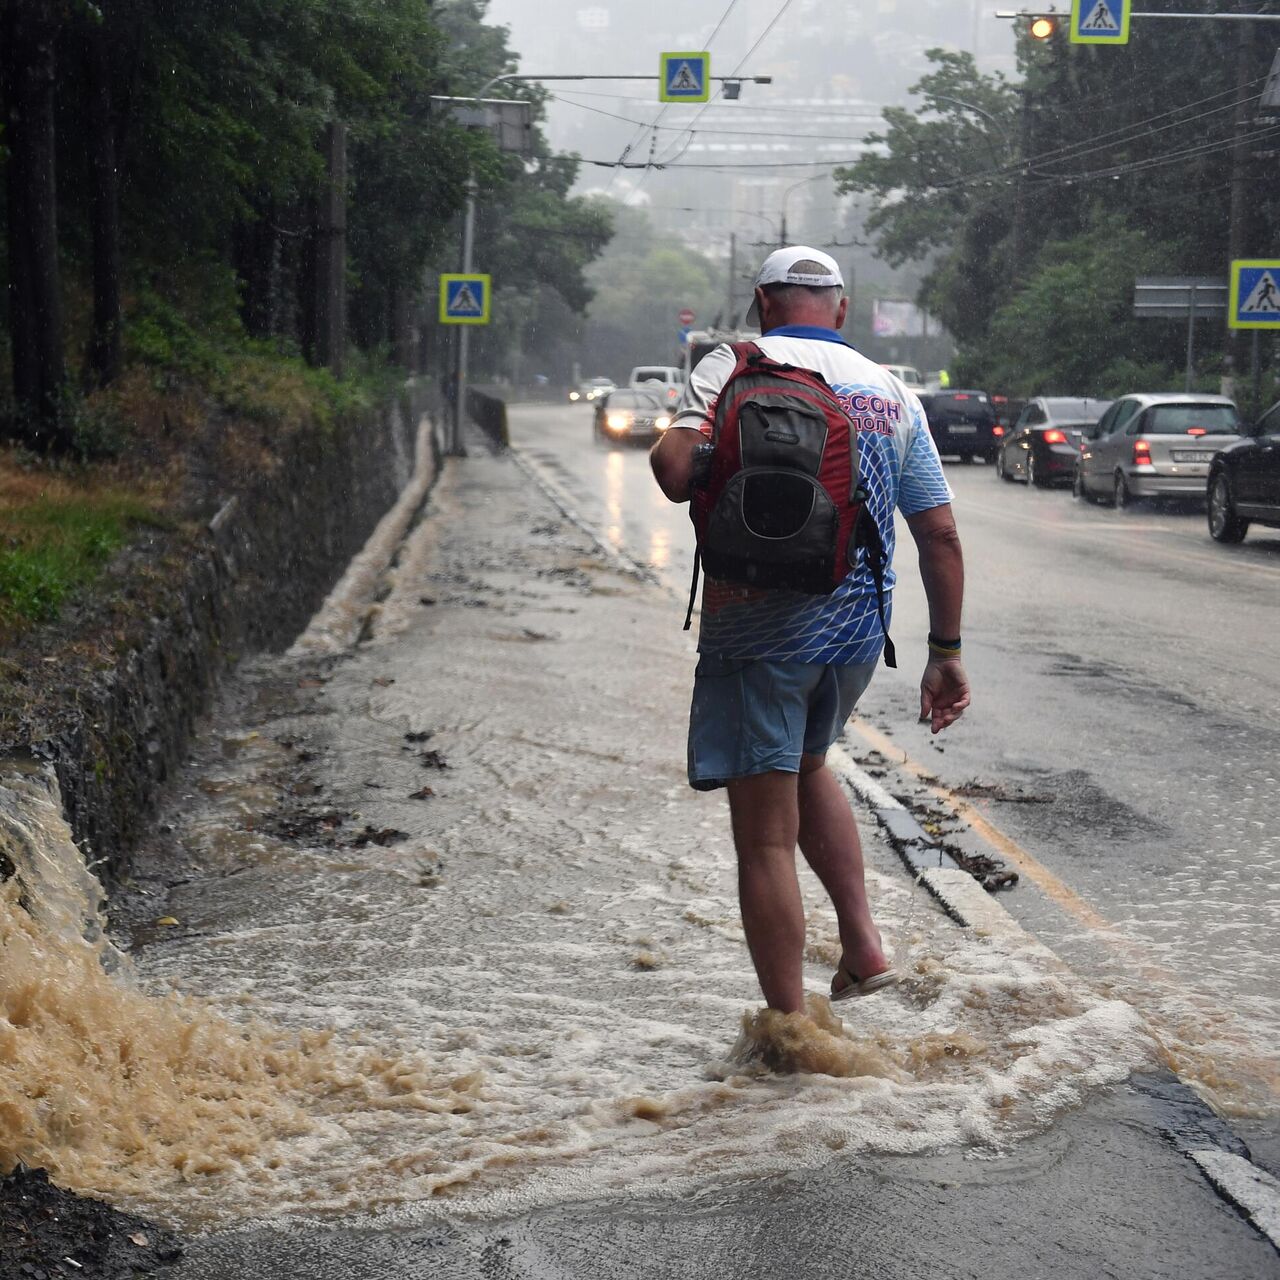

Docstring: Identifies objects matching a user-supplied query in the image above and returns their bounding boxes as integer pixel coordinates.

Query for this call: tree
[1,0,68,447]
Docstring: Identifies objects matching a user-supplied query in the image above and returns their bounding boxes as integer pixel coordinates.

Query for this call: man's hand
[649,426,705,503]
[920,657,970,734]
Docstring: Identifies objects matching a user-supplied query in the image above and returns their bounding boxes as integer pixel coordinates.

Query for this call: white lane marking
[1188,1149,1280,1248]
[510,444,659,585]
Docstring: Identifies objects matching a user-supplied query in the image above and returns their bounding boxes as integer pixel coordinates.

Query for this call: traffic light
[1028,14,1058,39]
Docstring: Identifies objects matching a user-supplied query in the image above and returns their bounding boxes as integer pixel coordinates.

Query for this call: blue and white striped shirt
[672,326,953,665]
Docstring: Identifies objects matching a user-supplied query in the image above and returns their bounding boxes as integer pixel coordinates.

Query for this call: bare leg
[724,771,806,1014]
[796,754,889,983]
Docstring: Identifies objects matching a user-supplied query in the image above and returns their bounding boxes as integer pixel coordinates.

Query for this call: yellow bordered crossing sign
[439,274,491,325]
[1229,259,1280,330]
[660,51,710,103]
[1071,0,1130,44]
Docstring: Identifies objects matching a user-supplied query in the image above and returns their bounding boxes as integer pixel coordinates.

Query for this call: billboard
[872,298,929,338]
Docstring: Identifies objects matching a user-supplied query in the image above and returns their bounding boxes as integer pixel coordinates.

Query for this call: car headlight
[606,413,631,432]
[569,391,580,401]
[655,416,671,431]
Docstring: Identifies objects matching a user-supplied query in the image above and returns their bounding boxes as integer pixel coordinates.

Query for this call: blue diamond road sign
[1071,0,1129,44]
[439,274,490,326]
[1229,260,1280,330]
[660,51,710,103]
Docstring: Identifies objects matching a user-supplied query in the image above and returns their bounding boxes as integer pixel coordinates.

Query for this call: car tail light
[992,425,1005,437]
[1186,426,1207,437]
[953,393,971,400]
[1043,429,1067,445]
[1133,438,1152,465]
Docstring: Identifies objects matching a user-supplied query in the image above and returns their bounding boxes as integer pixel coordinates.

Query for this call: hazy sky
[484,0,1018,234]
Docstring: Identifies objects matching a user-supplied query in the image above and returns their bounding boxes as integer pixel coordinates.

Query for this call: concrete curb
[509,443,659,586]
[499,416,1278,1255]
[828,742,1280,1254]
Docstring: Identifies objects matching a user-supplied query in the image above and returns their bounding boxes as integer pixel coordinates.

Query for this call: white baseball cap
[745,245,844,327]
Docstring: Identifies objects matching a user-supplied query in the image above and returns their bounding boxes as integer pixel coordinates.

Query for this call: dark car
[998,396,1113,488]
[593,388,671,446]
[920,390,998,464]
[1207,397,1280,543]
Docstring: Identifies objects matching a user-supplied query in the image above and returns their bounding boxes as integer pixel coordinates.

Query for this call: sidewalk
[121,437,1277,1277]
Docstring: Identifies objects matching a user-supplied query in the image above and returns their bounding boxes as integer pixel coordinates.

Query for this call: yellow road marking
[847,716,1280,1106]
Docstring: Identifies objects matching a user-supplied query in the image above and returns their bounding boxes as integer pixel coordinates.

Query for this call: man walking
[650,247,969,1015]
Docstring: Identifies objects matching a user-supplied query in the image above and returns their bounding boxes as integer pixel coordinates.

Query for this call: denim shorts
[687,656,876,791]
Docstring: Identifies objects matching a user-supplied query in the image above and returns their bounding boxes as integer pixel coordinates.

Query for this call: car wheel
[1027,452,1043,489]
[1208,470,1249,543]
[959,452,973,465]
[996,449,1014,482]
[1073,464,1088,501]
[1113,471,1133,509]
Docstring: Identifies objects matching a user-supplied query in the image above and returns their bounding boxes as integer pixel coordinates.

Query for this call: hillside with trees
[836,6,1280,410]
[0,0,611,455]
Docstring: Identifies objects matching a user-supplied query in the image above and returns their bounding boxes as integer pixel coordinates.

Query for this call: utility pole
[726,231,737,327]
[314,121,347,379]
[452,174,478,455]
[1225,5,1252,400]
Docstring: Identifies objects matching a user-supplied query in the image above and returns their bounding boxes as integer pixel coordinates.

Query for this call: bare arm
[649,427,704,503]
[905,503,970,733]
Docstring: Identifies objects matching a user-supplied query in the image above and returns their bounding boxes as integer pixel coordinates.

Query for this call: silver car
[1074,393,1242,508]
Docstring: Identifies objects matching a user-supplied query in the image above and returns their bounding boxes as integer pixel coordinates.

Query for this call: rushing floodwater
[0,458,1167,1231]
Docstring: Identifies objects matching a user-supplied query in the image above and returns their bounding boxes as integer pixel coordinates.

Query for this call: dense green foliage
[837,8,1280,406]
[0,0,612,449]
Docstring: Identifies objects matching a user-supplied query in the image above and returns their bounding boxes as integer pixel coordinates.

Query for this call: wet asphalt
[138,407,1280,1277]
[514,402,1280,1146]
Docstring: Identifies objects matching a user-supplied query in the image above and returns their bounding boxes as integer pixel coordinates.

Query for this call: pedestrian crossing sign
[439,274,491,325]
[1070,0,1129,44]
[660,51,710,103]
[1229,260,1280,330]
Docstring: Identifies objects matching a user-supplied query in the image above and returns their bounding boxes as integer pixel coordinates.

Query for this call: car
[568,377,615,404]
[919,389,998,464]
[628,365,685,409]
[593,388,672,446]
[1206,396,1280,542]
[1074,393,1243,508]
[880,363,925,391]
[998,396,1112,488]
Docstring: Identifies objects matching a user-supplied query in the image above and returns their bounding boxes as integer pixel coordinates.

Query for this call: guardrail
[466,386,510,450]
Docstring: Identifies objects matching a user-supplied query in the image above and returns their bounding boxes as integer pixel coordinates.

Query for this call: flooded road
[511,401,1280,1125]
[2,434,1164,1237]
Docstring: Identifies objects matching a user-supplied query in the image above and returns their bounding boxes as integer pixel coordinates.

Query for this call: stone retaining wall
[3,383,434,882]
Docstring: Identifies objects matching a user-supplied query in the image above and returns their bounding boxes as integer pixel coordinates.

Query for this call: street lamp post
[443,72,772,451]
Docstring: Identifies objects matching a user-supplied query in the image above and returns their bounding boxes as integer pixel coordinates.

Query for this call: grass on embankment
[0,457,168,632]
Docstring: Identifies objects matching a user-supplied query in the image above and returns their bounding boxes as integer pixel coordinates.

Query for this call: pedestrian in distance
[650,246,969,1015]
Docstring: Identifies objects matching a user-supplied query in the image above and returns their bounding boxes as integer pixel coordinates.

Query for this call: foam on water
[0,751,1157,1231]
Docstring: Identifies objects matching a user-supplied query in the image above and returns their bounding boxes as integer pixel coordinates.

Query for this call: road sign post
[659,51,710,103]
[678,308,696,326]
[439,274,491,326]
[1229,260,1280,331]
[1134,277,1227,392]
[1070,0,1130,43]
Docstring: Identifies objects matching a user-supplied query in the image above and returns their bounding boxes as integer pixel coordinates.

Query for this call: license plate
[949,425,977,434]
[1172,450,1214,462]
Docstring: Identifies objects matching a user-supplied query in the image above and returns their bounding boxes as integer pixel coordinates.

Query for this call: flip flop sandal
[830,964,899,1002]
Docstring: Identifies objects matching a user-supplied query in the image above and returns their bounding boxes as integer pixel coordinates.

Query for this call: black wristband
[927,633,961,649]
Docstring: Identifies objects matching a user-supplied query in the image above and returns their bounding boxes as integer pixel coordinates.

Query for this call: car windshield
[633,369,674,384]
[608,391,664,411]
[1145,404,1240,434]
[1044,398,1110,420]
[930,393,993,419]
